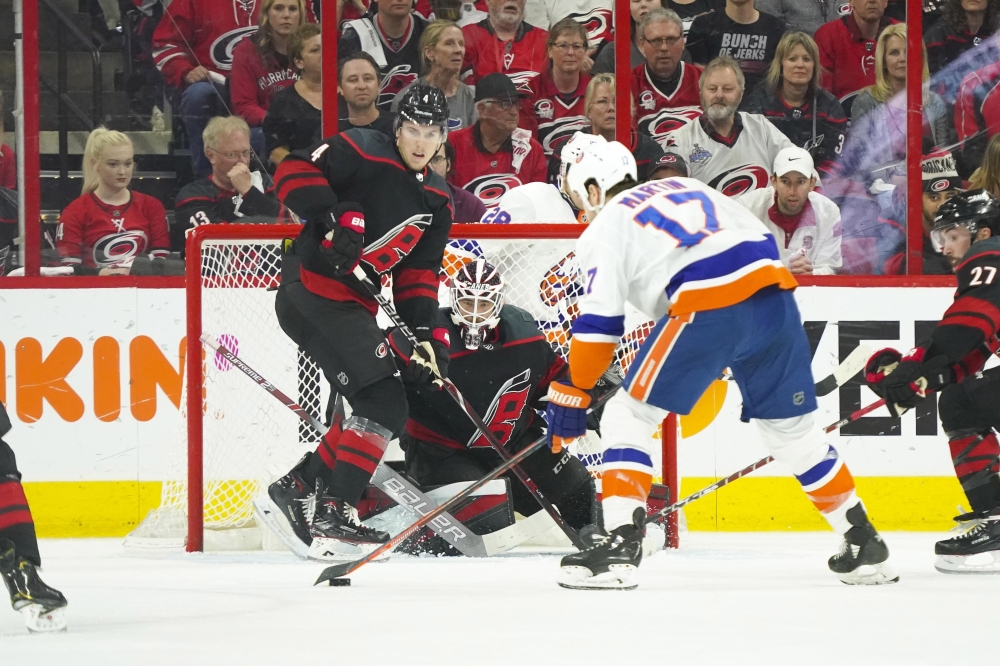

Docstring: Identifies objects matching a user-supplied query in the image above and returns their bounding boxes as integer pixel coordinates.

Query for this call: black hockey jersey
[274,129,453,333]
[390,305,567,451]
[173,177,288,253]
[339,13,428,111]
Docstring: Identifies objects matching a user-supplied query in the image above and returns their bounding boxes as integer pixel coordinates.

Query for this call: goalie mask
[450,258,504,350]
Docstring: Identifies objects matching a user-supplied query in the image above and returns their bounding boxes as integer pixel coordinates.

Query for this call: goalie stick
[350,265,589,550]
[316,385,622,584]
[201,335,545,558]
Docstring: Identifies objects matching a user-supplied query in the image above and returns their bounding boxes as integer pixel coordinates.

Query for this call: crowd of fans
[5,0,1000,277]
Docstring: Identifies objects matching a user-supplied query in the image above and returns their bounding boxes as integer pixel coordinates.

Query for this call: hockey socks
[327,417,392,506]
[601,462,653,531]
[305,419,344,488]
[0,475,39,567]
[949,432,1000,513]
[794,446,860,535]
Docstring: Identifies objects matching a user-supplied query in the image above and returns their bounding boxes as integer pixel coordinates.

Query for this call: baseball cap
[474,73,528,104]
[648,152,690,179]
[922,150,962,193]
[772,146,817,179]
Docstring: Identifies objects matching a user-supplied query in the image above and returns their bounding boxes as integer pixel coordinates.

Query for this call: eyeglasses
[429,155,447,165]
[552,42,586,52]
[209,149,253,160]
[643,36,681,49]
[590,97,612,109]
[483,99,519,110]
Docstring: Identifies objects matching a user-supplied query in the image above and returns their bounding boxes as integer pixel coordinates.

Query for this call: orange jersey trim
[568,338,617,390]
[669,264,798,317]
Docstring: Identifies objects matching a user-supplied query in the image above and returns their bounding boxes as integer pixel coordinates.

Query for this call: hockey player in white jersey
[663,55,795,197]
[545,139,897,590]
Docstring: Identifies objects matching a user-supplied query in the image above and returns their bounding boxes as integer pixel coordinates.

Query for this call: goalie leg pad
[518,444,594,529]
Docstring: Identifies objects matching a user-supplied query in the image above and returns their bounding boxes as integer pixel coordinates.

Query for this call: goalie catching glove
[865,347,951,417]
[546,381,591,453]
[319,202,366,275]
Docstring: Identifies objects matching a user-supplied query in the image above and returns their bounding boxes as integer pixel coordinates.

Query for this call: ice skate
[1,539,67,633]
[558,508,644,590]
[934,509,1000,574]
[828,504,898,585]
[254,454,315,558]
[307,482,391,562]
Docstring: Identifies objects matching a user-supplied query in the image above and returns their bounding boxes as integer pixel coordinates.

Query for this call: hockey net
[125,224,672,551]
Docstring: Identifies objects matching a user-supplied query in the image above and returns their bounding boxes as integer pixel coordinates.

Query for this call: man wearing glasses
[447,73,547,208]
[630,8,704,148]
[173,116,286,252]
[461,0,550,95]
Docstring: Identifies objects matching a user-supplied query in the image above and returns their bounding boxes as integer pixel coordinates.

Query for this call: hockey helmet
[563,137,637,215]
[395,83,451,134]
[558,132,606,191]
[450,257,504,350]
[930,189,1000,252]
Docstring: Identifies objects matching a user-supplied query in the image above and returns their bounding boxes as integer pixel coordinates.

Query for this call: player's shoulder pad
[957,236,1000,276]
[499,305,544,339]
[341,128,397,160]
[422,169,451,201]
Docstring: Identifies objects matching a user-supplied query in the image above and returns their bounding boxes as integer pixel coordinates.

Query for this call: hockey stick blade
[200,335,493,558]
[351,265,589,550]
[815,344,872,396]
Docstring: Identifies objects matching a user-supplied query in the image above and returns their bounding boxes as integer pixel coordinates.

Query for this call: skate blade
[253,497,311,560]
[308,537,391,563]
[21,604,67,633]
[934,552,1000,574]
[837,560,899,586]
[557,564,638,591]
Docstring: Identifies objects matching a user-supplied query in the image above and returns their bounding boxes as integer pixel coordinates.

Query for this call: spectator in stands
[969,134,1000,199]
[663,55,794,195]
[338,52,395,135]
[755,0,847,37]
[152,0,264,178]
[173,116,285,253]
[737,146,842,275]
[429,141,487,222]
[585,73,666,181]
[339,0,428,112]
[447,73,547,208]
[814,0,897,116]
[955,60,1000,173]
[0,91,17,271]
[592,0,659,74]
[647,150,690,180]
[742,31,847,177]
[461,0,550,93]
[338,0,370,24]
[632,9,704,146]
[685,0,787,96]
[665,0,719,37]
[523,18,592,175]
[0,91,13,190]
[523,0,613,57]
[230,0,306,162]
[843,24,952,188]
[393,20,478,131]
[56,128,170,271]
[876,150,962,275]
[925,0,998,80]
[264,23,323,166]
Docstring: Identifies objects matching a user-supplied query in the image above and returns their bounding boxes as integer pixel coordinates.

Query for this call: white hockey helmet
[450,257,505,350]
[558,132,606,190]
[563,137,637,215]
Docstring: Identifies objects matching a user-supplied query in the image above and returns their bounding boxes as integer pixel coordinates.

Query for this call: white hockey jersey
[523,0,614,52]
[663,113,794,197]
[572,177,796,353]
[481,182,585,225]
[736,186,843,275]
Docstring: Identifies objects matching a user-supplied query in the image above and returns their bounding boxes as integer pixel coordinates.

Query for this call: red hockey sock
[314,420,343,471]
[949,432,1000,512]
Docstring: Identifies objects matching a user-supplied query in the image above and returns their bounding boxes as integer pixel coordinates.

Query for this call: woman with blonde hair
[230,0,307,159]
[743,31,847,177]
[392,20,476,130]
[56,127,169,269]
[583,73,665,182]
[970,134,1000,199]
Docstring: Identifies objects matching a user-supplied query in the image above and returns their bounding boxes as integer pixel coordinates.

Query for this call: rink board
[0,285,975,535]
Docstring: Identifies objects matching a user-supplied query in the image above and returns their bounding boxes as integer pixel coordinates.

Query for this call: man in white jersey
[663,55,795,196]
[545,139,896,590]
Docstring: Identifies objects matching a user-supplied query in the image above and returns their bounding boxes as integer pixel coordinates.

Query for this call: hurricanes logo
[361,214,433,273]
[572,7,612,46]
[378,64,419,108]
[92,230,148,267]
[466,174,523,208]
[639,91,655,110]
[861,53,875,75]
[506,71,540,96]
[468,369,533,448]
[538,116,591,157]
[535,99,555,120]
[708,164,769,196]
[641,106,702,141]
[210,27,259,70]
[931,179,950,192]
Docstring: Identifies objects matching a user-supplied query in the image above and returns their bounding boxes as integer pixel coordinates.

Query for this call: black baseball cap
[474,73,529,104]
[649,152,689,179]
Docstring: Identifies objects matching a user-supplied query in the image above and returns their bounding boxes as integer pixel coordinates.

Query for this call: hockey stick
[316,385,622,584]
[201,335,519,558]
[351,265,589,550]
[717,344,872,396]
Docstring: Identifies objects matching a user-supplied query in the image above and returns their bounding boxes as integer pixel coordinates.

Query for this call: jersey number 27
[633,191,719,248]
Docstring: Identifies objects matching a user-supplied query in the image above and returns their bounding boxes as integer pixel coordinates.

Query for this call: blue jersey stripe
[602,447,654,468]
[572,313,626,338]
[795,447,839,487]
[666,237,781,300]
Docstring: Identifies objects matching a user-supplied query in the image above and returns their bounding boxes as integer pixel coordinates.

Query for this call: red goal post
[175,223,678,553]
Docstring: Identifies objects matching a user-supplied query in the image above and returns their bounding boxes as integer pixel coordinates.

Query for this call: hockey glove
[319,203,365,276]
[546,381,591,454]
[404,328,450,388]
[864,348,903,400]
[880,349,951,416]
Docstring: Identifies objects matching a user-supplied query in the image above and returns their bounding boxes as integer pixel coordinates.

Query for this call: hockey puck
[328,578,351,587]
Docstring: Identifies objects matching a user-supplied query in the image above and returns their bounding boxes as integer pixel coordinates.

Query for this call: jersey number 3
[633,191,719,247]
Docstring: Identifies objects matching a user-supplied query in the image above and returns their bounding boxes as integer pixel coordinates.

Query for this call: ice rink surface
[1,532,994,666]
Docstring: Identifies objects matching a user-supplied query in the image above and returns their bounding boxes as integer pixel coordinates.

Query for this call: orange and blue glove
[546,381,591,453]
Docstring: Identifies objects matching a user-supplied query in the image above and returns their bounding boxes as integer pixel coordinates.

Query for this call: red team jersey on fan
[448,125,547,208]
[956,61,1000,146]
[631,62,703,147]
[461,19,550,94]
[0,145,14,190]
[522,69,592,159]
[814,13,898,107]
[56,191,170,267]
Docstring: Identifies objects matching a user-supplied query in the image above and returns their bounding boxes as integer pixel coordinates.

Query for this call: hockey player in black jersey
[266,84,454,561]
[867,190,1000,574]
[389,258,603,535]
[0,403,67,632]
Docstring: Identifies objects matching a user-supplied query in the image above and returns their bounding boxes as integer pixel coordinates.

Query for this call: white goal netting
[125,228,659,550]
